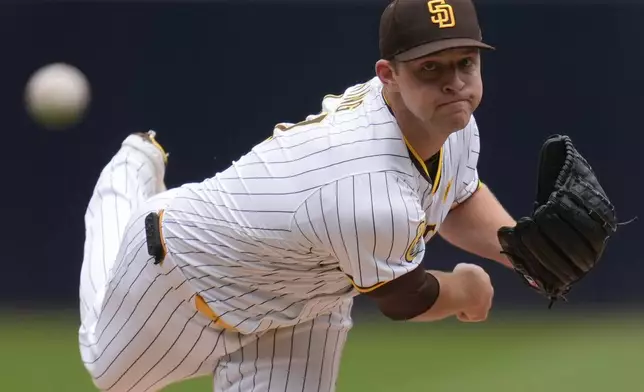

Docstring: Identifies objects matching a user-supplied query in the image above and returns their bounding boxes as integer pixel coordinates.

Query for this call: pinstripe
[396,176,411,256]
[384,173,396,278]
[100,189,107,278]
[170,225,309,256]
[301,318,315,392]
[454,122,480,204]
[254,118,396,154]
[283,326,296,392]
[368,174,379,282]
[257,107,393,143]
[133,161,145,206]
[351,176,363,285]
[184,168,414,197]
[125,153,132,211]
[114,156,122,242]
[166,205,295,215]
[169,215,291,232]
[83,205,99,317]
[449,136,459,198]
[143,175,153,188]
[412,182,423,228]
[319,189,338,260]
[268,329,277,391]
[335,181,351,270]
[326,313,342,392]
[421,176,432,205]
[317,313,332,392]
[238,137,402,167]
[466,129,471,163]
[221,331,235,359]
[167,236,313,260]
[164,220,314,257]
[453,133,463,202]
[86,225,98,294]
[305,199,322,244]
[237,334,244,392]
[222,356,233,390]
[251,337,259,392]
[218,153,412,181]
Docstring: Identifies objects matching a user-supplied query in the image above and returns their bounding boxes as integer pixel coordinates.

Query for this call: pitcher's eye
[422,62,438,72]
[460,58,475,69]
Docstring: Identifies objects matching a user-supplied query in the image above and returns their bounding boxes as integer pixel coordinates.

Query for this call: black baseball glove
[497,135,623,307]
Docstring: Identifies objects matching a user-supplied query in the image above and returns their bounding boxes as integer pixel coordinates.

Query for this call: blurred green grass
[1,309,642,392]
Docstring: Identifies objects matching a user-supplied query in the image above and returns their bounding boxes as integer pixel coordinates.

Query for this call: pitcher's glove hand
[497,135,624,307]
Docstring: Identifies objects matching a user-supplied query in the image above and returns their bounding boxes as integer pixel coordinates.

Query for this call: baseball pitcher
[78,0,620,391]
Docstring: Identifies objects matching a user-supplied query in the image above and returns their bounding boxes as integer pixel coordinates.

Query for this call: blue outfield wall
[0,2,642,309]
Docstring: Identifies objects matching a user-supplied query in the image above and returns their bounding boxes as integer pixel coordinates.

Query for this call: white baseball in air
[24,62,91,130]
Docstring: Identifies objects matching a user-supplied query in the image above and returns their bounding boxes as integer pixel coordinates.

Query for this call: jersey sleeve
[291,172,427,292]
[272,95,343,135]
[453,116,482,206]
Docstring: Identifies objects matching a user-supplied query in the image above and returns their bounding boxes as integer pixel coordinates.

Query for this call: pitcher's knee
[78,347,119,391]
[83,366,148,392]
[81,363,110,391]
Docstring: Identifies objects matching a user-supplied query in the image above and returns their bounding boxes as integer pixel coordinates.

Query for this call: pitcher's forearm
[440,183,516,268]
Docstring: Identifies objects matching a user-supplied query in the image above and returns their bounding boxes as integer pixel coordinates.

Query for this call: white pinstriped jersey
[162,76,481,334]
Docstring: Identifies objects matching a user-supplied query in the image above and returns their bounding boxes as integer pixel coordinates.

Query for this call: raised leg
[79,131,168,332]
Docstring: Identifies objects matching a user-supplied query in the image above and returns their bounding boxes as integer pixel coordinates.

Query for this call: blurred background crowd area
[1,1,642,391]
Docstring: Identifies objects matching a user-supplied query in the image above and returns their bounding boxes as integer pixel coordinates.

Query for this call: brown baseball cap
[379,0,494,62]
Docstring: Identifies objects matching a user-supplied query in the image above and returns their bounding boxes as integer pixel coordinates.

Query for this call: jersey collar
[381,89,443,195]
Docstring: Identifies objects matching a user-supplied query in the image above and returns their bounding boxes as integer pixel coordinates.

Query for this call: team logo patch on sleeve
[405,221,427,262]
